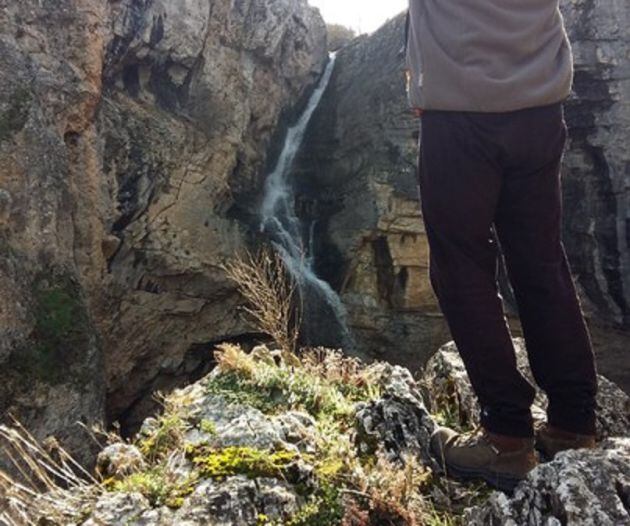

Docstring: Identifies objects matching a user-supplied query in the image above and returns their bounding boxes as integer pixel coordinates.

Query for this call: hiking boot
[535,422,596,460]
[430,426,537,492]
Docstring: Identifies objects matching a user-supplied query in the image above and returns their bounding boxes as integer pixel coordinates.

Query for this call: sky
[308,0,408,35]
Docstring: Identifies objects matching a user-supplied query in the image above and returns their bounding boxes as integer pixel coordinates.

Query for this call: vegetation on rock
[0,339,487,525]
[0,87,30,143]
[0,250,489,525]
[12,272,92,386]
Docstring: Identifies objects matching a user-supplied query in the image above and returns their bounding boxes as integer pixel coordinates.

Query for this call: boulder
[173,477,301,526]
[96,443,146,479]
[355,362,437,466]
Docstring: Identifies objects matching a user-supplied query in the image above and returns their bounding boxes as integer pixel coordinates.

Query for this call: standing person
[405,0,599,491]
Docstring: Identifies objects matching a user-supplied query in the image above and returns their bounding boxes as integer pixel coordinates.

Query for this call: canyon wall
[0,0,327,459]
[294,17,450,368]
[296,3,630,390]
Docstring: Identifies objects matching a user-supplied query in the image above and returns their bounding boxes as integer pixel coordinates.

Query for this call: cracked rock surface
[465,438,630,526]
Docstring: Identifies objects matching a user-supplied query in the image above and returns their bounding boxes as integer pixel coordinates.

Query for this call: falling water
[259,53,355,351]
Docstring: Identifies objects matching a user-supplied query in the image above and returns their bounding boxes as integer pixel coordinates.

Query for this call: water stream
[259,53,355,351]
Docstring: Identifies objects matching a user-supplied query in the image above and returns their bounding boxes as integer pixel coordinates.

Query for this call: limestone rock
[355,363,437,468]
[173,476,301,526]
[560,0,630,329]
[272,411,318,453]
[83,492,156,526]
[465,438,630,525]
[423,337,630,439]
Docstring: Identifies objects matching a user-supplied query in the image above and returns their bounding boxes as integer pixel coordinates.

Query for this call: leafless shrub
[221,246,301,356]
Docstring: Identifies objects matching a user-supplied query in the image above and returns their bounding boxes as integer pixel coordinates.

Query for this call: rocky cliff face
[294,16,451,368]
[296,5,630,390]
[561,0,630,327]
[0,0,327,460]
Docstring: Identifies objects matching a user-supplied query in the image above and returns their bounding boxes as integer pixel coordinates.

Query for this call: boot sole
[430,442,525,493]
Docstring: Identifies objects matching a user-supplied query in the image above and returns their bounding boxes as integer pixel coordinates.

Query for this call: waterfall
[259,53,355,351]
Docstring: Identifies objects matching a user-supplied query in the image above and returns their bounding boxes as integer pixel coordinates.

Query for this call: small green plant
[199,419,217,436]
[108,465,196,508]
[137,412,189,461]
[206,371,283,414]
[283,483,344,525]
[423,377,471,433]
[209,344,376,423]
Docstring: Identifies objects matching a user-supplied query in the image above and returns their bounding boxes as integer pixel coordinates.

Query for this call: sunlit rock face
[0,0,327,460]
[561,0,630,328]
[98,0,327,431]
[559,0,630,392]
[296,5,630,391]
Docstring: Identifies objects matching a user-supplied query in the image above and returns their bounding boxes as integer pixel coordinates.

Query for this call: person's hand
[411,107,424,118]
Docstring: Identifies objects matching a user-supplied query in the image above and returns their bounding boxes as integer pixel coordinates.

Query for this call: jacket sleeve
[404,11,424,110]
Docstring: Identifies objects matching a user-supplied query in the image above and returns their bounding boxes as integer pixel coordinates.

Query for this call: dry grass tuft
[214,342,257,377]
[301,347,368,390]
[0,419,102,525]
[220,246,301,356]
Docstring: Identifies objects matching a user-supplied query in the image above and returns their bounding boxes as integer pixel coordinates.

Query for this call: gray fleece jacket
[405,0,574,112]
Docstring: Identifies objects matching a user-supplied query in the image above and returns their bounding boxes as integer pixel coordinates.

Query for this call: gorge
[0,0,628,483]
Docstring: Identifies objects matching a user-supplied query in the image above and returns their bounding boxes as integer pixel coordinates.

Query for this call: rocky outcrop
[0,0,327,460]
[425,338,630,525]
[424,337,630,440]
[296,5,630,391]
[3,341,628,525]
[466,438,630,525]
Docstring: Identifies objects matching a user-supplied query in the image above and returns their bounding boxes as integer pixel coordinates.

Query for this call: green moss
[186,445,303,482]
[15,273,91,385]
[36,287,77,337]
[0,88,31,143]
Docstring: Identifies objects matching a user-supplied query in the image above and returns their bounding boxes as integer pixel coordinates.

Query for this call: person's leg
[418,110,536,438]
[493,103,598,436]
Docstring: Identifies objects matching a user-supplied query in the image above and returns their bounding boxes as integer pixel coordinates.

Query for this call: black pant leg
[494,103,598,435]
[418,110,537,437]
